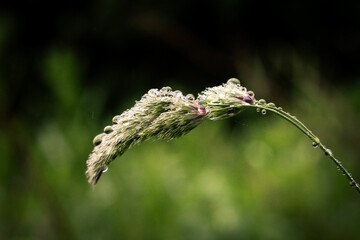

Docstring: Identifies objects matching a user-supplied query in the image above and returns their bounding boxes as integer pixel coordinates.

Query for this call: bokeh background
[1,1,360,239]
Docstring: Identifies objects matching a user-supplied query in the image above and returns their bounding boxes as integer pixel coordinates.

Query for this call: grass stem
[246,100,360,195]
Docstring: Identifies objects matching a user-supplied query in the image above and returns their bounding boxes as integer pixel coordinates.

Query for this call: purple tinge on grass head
[197,78,256,120]
[86,78,255,185]
[86,87,207,185]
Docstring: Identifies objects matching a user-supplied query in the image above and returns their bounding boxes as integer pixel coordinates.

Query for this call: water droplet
[261,109,267,115]
[324,148,333,156]
[147,89,158,97]
[277,107,283,111]
[161,86,172,92]
[256,108,261,112]
[93,133,105,146]
[102,167,108,173]
[257,99,267,105]
[247,91,255,98]
[112,115,121,124]
[173,90,183,97]
[312,142,319,148]
[227,78,240,85]
[240,87,247,92]
[267,102,276,107]
[104,126,114,134]
[186,94,195,101]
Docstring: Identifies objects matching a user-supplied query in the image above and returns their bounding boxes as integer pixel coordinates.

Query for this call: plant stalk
[246,101,360,195]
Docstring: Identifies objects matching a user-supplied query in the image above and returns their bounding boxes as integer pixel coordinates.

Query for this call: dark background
[1,1,360,239]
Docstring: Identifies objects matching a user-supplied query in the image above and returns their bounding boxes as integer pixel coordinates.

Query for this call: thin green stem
[245,101,360,195]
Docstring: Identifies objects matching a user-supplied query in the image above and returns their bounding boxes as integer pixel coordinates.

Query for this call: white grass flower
[86,87,207,185]
[197,78,255,120]
[86,78,360,196]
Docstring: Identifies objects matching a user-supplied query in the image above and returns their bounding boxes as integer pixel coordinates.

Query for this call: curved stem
[245,102,360,195]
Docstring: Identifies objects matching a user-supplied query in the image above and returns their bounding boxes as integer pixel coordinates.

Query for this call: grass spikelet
[86,78,360,196]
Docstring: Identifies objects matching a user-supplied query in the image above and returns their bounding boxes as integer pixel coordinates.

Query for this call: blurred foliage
[1,1,360,239]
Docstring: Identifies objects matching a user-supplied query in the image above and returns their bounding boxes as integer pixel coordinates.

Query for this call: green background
[1,1,360,239]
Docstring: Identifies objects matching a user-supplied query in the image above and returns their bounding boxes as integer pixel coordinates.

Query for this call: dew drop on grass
[173,90,182,96]
[186,94,195,101]
[147,89,158,97]
[247,91,255,97]
[93,133,105,146]
[325,148,333,157]
[112,115,121,124]
[256,108,261,112]
[102,167,108,173]
[349,181,357,188]
[267,102,276,107]
[104,126,114,134]
[261,109,267,115]
[93,138,102,146]
[258,99,266,105]
[312,142,319,148]
[161,86,172,92]
[227,78,241,85]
